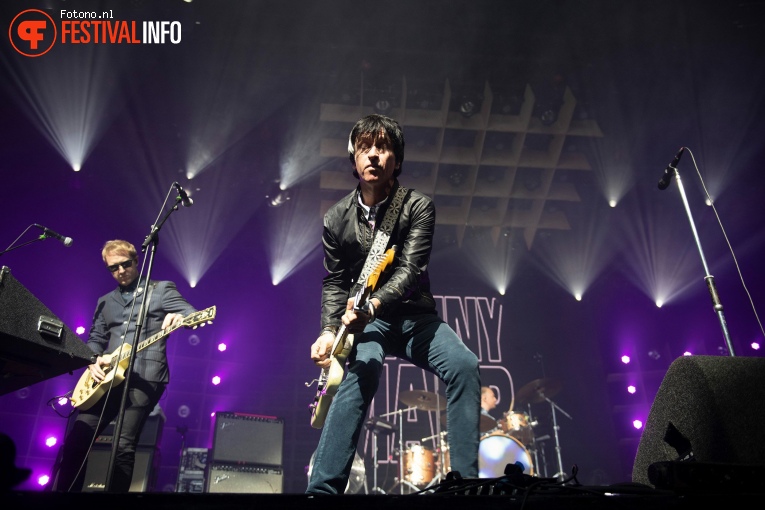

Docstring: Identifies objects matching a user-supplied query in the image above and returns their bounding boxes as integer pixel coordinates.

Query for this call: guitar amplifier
[210,412,284,466]
[82,446,159,492]
[206,463,283,493]
[92,406,165,447]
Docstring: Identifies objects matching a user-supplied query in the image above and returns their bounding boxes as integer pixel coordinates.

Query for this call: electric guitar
[70,306,217,410]
[309,247,396,429]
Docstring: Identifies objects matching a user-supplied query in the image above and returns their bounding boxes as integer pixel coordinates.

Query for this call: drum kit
[308,378,572,493]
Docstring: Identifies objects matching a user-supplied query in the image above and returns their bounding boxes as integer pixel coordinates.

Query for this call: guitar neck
[115,323,180,364]
[330,324,349,358]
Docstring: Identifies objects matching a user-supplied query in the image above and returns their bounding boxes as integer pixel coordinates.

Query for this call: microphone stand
[0,225,57,256]
[667,168,736,356]
[105,191,184,491]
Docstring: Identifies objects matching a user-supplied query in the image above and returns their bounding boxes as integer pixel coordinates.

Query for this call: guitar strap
[356,185,408,288]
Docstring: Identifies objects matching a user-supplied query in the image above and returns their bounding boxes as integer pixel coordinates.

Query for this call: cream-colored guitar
[70,306,216,410]
[309,247,396,429]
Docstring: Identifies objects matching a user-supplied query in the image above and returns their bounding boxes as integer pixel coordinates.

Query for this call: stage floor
[7,484,761,510]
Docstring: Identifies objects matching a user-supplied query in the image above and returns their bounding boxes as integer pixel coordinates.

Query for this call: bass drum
[478,432,534,478]
[307,449,366,494]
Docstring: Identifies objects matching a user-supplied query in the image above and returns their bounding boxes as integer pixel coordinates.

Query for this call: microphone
[658,147,685,190]
[173,182,194,207]
[33,224,73,247]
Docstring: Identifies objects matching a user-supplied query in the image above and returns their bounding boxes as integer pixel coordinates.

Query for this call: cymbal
[515,378,562,404]
[440,412,498,433]
[399,390,446,411]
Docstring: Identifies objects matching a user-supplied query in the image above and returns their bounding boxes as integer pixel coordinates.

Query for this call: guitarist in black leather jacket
[308,114,481,494]
[52,239,196,492]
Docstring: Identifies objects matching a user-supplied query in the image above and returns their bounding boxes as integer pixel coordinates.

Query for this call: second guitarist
[308,114,482,494]
[52,239,198,493]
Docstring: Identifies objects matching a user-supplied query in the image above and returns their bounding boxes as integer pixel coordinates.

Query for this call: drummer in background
[481,386,499,420]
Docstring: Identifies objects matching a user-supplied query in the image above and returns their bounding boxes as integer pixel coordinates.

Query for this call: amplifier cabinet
[211,412,284,466]
[82,446,159,492]
[206,463,283,494]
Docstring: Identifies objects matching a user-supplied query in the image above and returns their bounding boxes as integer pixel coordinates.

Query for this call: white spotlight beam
[2,46,124,172]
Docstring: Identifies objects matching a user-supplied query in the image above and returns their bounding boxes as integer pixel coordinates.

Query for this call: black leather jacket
[321,180,438,330]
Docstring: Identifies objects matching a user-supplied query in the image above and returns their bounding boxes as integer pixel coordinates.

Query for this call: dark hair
[348,114,405,178]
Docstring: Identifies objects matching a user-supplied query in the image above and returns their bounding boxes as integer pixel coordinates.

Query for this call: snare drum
[499,412,534,445]
[402,445,435,486]
[478,432,534,478]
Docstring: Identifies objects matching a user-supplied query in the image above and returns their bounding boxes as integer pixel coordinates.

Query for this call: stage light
[459,99,476,118]
[267,190,291,208]
[448,168,466,187]
[217,342,227,352]
[627,385,636,394]
[537,105,557,126]
[621,355,631,364]
[752,341,761,350]
[648,350,661,360]
[374,98,392,115]
[211,375,221,385]
[45,436,57,447]
[632,419,643,429]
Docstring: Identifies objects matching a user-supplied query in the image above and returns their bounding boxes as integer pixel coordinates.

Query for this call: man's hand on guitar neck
[161,312,185,330]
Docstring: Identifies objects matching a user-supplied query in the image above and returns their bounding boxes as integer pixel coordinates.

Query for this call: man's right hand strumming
[311,331,335,369]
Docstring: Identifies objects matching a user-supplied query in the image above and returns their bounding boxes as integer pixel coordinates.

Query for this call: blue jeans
[307,314,481,494]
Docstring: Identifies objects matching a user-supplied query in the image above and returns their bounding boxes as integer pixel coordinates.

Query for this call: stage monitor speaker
[82,446,159,492]
[0,266,94,395]
[632,355,765,488]
[206,463,283,494]
[211,412,284,466]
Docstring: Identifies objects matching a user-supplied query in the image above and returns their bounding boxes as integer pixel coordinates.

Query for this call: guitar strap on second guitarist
[355,185,408,295]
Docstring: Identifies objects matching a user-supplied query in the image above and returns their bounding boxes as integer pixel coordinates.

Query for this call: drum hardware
[379,405,422,494]
[364,416,396,494]
[515,378,571,482]
[420,430,449,487]
[546,395,572,482]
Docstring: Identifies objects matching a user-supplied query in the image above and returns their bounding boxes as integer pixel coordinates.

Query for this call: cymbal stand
[380,406,419,494]
[524,403,544,477]
[545,396,573,482]
[364,417,395,494]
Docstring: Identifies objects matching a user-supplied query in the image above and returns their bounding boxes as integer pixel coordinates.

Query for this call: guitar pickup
[38,315,64,340]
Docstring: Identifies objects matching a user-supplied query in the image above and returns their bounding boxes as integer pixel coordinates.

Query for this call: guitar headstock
[183,306,216,329]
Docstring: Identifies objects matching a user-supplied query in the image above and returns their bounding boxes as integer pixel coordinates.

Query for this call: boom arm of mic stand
[672,170,736,356]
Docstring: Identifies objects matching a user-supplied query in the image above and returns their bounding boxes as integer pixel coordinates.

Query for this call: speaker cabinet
[206,463,283,494]
[210,412,284,466]
[632,355,765,487]
[82,447,159,492]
